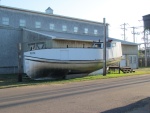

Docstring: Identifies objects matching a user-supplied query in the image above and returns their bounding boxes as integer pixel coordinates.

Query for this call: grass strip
[0,68,150,89]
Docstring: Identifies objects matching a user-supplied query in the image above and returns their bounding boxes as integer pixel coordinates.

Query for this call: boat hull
[24,56,122,79]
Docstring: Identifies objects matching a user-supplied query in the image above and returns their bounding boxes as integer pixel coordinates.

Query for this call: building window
[74,27,78,33]
[84,28,88,34]
[112,43,116,47]
[94,29,98,35]
[2,17,9,25]
[133,56,136,63]
[107,42,111,47]
[50,23,55,30]
[35,21,41,28]
[129,56,132,64]
[19,19,26,27]
[62,25,67,31]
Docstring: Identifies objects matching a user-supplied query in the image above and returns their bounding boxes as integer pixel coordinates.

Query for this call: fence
[138,58,150,67]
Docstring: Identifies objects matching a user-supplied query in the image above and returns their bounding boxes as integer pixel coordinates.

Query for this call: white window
[2,17,9,25]
[112,43,116,47]
[62,25,67,31]
[74,27,78,33]
[94,29,98,35]
[84,28,88,34]
[50,23,55,30]
[19,19,26,27]
[35,21,41,28]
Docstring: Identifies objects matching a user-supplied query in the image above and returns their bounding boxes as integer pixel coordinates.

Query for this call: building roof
[109,37,138,45]
[23,28,102,42]
[23,29,138,45]
[0,5,104,26]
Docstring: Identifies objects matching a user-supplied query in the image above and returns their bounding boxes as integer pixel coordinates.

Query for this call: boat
[23,41,122,79]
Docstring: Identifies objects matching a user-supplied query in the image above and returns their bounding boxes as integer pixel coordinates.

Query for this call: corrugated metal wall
[0,27,21,74]
[122,44,138,55]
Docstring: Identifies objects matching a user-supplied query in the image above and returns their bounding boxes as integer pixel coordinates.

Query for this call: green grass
[0,67,150,89]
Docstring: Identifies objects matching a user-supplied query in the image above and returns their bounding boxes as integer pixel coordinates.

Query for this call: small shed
[109,38,138,69]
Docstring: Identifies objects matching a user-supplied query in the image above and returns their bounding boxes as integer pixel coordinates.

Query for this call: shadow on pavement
[101,97,150,113]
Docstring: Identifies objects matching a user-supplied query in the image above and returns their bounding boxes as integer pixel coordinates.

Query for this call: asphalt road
[0,75,150,113]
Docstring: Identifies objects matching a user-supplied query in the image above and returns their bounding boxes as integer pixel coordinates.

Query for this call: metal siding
[0,29,21,66]
[121,45,138,69]
[0,8,103,36]
[122,45,138,55]
[143,14,150,29]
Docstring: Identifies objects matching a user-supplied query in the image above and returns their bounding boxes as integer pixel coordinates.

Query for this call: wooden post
[144,30,147,67]
[103,18,107,76]
[119,62,121,74]
[18,43,22,82]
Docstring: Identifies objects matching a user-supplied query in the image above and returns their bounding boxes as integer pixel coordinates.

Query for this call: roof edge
[0,5,104,25]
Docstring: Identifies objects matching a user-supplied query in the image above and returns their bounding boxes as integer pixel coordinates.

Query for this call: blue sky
[1,0,150,43]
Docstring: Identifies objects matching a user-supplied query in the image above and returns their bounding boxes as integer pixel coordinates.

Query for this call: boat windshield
[92,41,116,48]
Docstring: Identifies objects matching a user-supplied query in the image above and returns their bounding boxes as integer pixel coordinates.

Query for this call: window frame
[74,26,78,33]
[49,23,55,30]
[2,17,9,25]
[94,29,98,35]
[35,21,41,29]
[19,19,26,27]
[62,25,67,32]
[133,56,136,64]
[84,28,88,34]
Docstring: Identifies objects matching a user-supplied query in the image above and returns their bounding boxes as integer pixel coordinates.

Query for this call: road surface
[0,74,150,113]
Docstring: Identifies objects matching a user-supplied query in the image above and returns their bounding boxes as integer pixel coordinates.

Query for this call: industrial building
[0,5,138,74]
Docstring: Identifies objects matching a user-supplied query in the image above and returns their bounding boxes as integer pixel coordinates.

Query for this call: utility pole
[129,26,143,43]
[130,27,138,43]
[121,23,128,41]
[131,27,137,43]
[103,18,107,76]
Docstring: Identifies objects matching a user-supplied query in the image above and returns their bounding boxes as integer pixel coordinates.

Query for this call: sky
[1,0,150,44]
